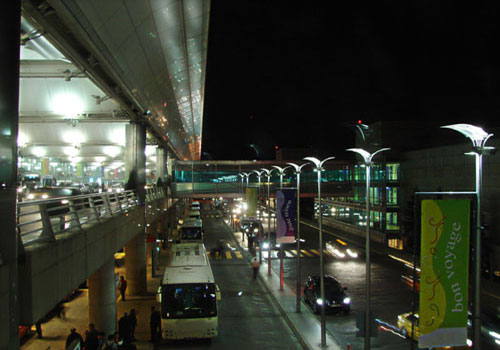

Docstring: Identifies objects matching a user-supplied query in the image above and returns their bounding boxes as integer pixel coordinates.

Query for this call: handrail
[17,188,165,247]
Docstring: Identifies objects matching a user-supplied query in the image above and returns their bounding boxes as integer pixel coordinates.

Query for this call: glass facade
[172,160,401,241]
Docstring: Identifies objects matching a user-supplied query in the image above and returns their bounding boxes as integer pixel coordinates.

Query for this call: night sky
[202,2,500,160]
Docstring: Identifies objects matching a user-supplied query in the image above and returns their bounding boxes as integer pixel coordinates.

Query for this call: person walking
[129,309,137,342]
[118,312,131,345]
[118,276,127,301]
[84,323,99,350]
[149,306,161,343]
[251,257,260,280]
[65,328,83,350]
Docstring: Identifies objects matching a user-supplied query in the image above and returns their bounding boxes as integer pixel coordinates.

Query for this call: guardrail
[17,187,165,247]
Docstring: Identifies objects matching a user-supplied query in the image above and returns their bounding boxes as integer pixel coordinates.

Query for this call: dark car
[303,275,351,314]
[239,219,263,240]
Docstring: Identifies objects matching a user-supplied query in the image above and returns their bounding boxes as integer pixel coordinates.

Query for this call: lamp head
[287,162,309,173]
[346,147,390,164]
[441,123,493,150]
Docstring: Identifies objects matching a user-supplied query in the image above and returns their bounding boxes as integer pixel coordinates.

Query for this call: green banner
[246,187,258,217]
[419,199,470,348]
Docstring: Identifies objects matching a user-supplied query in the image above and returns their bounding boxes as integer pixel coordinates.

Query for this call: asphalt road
[245,213,500,350]
[167,209,304,350]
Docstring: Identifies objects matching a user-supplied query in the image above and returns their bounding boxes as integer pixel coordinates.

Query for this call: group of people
[64,306,161,350]
[117,309,137,346]
[65,324,121,350]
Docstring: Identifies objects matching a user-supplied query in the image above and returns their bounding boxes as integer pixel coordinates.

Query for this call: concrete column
[88,258,116,337]
[125,123,146,204]
[124,233,147,295]
[0,2,20,349]
[124,122,147,294]
[156,147,166,185]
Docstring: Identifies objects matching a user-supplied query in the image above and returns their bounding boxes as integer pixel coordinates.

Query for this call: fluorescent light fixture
[18,132,28,147]
[51,93,84,118]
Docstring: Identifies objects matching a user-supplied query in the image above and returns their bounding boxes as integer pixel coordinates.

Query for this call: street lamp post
[251,170,264,264]
[304,156,335,348]
[287,162,310,312]
[260,168,273,276]
[272,165,291,291]
[441,123,494,350]
[238,172,251,240]
[346,147,389,350]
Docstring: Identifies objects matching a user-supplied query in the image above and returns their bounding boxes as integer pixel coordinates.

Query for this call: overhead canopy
[20,0,210,161]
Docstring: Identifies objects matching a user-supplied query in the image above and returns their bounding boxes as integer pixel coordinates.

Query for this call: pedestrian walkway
[21,261,162,350]
[230,225,343,350]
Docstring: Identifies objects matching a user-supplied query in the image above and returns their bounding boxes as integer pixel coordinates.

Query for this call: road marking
[235,251,243,259]
[310,249,320,256]
[301,250,314,257]
[225,251,232,259]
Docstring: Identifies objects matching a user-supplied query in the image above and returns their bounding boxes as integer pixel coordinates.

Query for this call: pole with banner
[419,198,471,349]
[276,189,297,291]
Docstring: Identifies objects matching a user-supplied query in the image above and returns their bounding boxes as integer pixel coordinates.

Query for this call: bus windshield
[162,283,216,319]
[181,227,202,240]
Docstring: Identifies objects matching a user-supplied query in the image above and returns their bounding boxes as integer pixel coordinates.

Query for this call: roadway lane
[271,219,411,350]
[176,209,304,350]
[271,218,500,349]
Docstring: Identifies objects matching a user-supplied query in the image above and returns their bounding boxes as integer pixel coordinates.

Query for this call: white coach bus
[157,243,221,340]
[179,217,204,243]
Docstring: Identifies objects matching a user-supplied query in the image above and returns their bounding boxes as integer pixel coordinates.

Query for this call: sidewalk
[229,222,343,350]
[21,261,162,350]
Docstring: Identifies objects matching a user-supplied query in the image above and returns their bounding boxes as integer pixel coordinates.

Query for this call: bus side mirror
[156,286,162,303]
[216,284,221,301]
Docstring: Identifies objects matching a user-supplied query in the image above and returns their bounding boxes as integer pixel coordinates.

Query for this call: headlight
[262,242,269,250]
[27,194,35,200]
[253,228,259,233]
[316,298,323,305]
[346,249,358,258]
[489,331,500,340]
[275,244,280,248]
[343,297,351,305]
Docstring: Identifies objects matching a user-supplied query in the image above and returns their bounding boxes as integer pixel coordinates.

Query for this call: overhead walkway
[16,187,171,335]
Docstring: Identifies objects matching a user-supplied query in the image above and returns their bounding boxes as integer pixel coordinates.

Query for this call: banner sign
[276,189,296,244]
[246,187,258,217]
[419,199,470,348]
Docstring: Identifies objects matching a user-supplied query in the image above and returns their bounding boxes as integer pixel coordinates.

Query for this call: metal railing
[18,187,165,247]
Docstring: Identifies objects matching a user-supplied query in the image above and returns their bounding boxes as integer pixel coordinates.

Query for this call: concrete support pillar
[146,222,159,277]
[156,147,167,185]
[88,258,116,337]
[0,2,21,349]
[124,233,147,295]
[125,123,146,204]
[124,122,147,295]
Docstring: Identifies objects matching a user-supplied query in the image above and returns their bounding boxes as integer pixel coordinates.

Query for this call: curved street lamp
[272,165,291,291]
[287,162,310,313]
[260,168,273,276]
[238,172,248,196]
[251,170,264,264]
[346,147,389,350]
[441,123,494,350]
[304,156,335,347]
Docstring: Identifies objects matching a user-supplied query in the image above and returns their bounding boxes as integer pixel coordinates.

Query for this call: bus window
[162,283,217,319]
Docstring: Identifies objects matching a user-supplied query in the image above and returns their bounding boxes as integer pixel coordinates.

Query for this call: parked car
[303,275,350,314]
